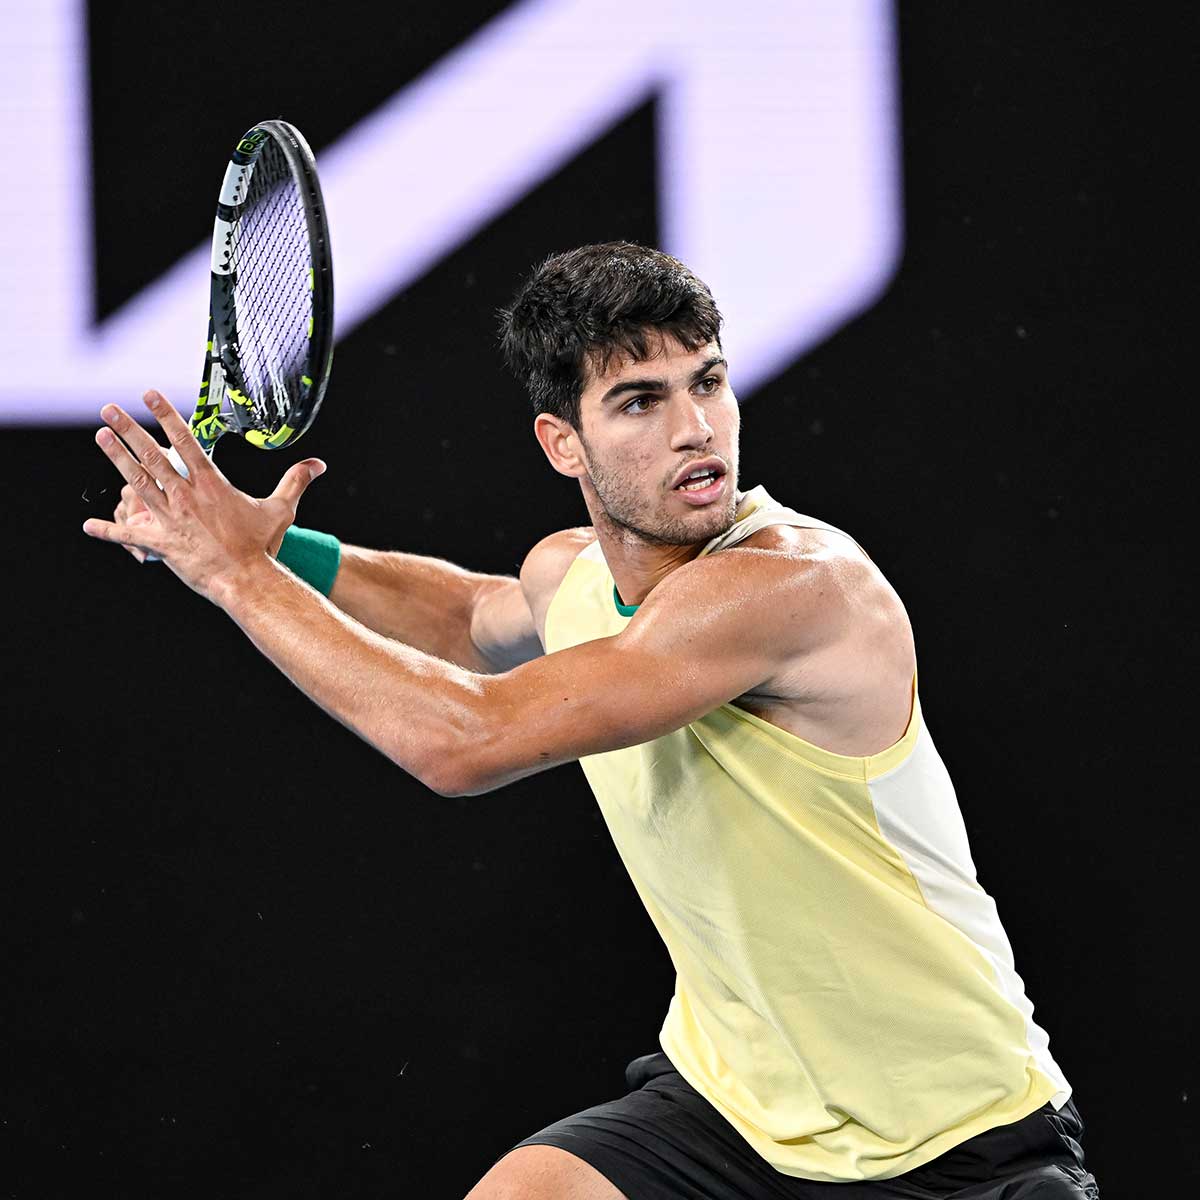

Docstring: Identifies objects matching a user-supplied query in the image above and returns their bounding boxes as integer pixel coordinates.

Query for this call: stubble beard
[582,442,740,547]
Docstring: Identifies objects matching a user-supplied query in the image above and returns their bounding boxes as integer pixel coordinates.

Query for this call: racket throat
[191,359,232,451]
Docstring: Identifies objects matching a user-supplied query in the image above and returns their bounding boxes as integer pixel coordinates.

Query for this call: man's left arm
[214,537,834,796]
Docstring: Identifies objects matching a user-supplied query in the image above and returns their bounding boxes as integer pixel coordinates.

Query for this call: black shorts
[507,1053,1099,1199]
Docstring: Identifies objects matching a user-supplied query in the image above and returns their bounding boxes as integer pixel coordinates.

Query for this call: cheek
[607,430,659,471]
[637,444,668,485]
[717,402,741,447]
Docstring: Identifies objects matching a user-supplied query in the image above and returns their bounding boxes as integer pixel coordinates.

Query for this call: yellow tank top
[544,486,1070,1182]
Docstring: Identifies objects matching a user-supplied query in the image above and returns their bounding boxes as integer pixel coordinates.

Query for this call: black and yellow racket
[156,118,334,499]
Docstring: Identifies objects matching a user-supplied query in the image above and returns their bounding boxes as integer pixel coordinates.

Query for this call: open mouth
[676,469,722,492]
[672,460,728,504]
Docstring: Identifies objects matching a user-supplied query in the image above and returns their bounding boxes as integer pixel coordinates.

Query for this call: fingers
[94,424,173,514]
[82,515,162,552]
[271,458,327,511]
[88,391,201,564]
[114,483,152,562]
[143,390,211,477]
[100,402,188,490]
[124,510,156,563]
[115,481,142,519]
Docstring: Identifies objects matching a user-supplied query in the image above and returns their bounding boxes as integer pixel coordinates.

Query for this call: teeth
[679,466,719,489]
[680,475,715,491]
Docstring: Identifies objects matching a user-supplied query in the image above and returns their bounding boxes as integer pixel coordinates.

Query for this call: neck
[583,488,742,608]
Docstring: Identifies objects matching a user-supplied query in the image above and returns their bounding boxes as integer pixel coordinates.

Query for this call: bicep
[470,578,543,672]
[469,527,595,675]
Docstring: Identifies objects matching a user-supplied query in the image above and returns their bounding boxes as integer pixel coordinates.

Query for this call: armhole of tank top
[542,541,601,650]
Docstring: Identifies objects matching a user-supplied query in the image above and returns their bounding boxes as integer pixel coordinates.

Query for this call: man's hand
[82,389,326,603]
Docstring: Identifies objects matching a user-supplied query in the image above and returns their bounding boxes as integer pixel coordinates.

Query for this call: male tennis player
[86,242,1098,1199]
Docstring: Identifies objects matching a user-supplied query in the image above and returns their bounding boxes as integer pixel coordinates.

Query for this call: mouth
[671,458,729,506]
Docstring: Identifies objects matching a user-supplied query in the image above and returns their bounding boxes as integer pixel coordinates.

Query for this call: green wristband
[277,526,341,596]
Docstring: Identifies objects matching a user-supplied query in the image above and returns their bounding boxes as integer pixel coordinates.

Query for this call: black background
[2,3,1187,1196]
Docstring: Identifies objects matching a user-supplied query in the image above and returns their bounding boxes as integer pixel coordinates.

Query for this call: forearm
[328,543,510,671]
[218,555,489,793]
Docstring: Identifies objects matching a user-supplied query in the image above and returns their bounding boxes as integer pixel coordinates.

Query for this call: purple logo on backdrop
[0,0,901,424]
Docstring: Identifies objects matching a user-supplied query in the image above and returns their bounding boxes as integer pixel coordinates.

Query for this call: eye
[623,394,660,414]
[697,375,720,394]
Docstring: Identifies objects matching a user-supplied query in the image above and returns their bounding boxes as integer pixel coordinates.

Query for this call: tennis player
[86,242,1098,1199]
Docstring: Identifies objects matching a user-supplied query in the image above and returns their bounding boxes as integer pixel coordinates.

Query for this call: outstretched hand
[82,390,326,604]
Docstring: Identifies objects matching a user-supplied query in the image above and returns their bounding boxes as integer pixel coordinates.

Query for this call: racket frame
[188,119,334,455]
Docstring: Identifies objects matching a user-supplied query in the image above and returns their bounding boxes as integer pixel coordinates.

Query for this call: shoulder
[519,526,596,638]
[736,522,893,603]
[648,520,909,666]
[717,522,879,613]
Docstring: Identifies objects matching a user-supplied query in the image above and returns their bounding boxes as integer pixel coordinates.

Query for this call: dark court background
[2,3,1187,1197]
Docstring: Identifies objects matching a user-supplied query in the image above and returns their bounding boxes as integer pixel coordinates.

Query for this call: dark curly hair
[498,242,724,429]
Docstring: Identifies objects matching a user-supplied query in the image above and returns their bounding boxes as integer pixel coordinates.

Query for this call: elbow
[419,756,498,798]
[407,725,499,799]
[419,758,476,798]
[399,677,512,798]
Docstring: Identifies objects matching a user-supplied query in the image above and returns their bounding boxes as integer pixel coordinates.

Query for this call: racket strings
[225,139,315,431]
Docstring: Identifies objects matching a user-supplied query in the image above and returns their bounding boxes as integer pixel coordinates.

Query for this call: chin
[695,502,738,539]
[651,495,739,546]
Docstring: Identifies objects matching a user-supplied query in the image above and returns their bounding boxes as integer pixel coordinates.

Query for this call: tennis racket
[148,118,333,556]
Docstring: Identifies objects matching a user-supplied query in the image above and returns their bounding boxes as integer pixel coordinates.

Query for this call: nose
[668,395,714,452]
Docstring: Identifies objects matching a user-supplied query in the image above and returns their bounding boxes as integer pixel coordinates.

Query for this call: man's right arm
[329,526,593,673]
[328,546,531,673]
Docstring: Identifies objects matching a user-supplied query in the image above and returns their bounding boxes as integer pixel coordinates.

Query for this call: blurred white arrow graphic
[0,0,900,423]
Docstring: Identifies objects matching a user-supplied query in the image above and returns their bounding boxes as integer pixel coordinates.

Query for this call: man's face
[573,334,740,546]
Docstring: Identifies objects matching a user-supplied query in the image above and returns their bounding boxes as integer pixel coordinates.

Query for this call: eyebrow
[600,355,728,405]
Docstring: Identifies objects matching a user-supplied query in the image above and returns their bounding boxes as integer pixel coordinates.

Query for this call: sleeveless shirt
[542,485,1070,1182]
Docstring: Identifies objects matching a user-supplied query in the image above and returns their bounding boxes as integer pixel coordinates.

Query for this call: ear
[533,413,588,479]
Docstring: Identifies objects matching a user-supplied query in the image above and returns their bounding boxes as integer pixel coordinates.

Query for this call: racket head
[205,119,334,452]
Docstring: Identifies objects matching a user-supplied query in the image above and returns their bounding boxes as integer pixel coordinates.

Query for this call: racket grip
[143,446,191,564]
